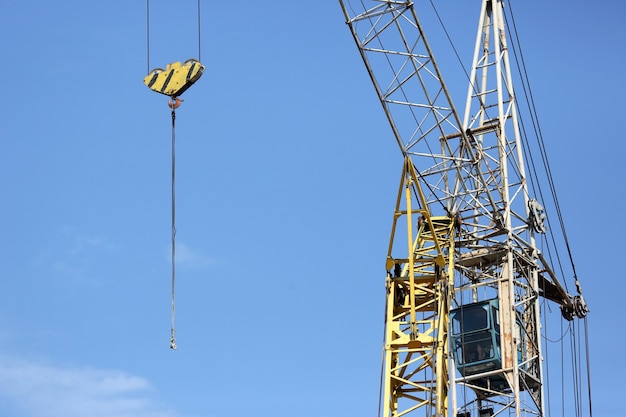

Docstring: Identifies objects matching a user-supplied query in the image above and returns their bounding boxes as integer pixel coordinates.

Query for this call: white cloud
[42,226,121,286]
[0,355,186,417]
[170,242,214,269]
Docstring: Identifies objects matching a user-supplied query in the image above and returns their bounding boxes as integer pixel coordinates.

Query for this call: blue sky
[1,1,624,416]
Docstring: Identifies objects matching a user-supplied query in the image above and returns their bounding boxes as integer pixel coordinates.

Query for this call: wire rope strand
[503,7,569,291]
[197,0,202,62]
[170,108,177,350]
[146,0,150,73]
[570,322,581,417]
[542,298,552,415]
[584,317,593,416]
[507,0,581,289]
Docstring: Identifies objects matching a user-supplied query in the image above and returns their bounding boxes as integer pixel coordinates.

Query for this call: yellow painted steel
[383,157,456,417]
[144,59,205,97]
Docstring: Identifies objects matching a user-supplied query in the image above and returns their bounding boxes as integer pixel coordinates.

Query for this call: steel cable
[170,108,177,350]
[146,0,150,73]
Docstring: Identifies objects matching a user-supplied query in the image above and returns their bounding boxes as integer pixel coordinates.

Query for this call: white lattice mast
[454,0,543,415]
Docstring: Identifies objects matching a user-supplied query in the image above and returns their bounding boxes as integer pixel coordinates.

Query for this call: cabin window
[492,305,500,332]
[452,306,488,335]
[456,333,494,364]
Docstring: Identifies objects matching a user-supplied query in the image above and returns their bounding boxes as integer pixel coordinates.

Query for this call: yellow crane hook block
[144,59,205,97]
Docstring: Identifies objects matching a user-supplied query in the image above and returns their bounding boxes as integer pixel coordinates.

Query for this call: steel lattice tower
[339,1,587,416]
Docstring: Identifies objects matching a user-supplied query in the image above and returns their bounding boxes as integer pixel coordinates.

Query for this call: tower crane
[339,1,590,416]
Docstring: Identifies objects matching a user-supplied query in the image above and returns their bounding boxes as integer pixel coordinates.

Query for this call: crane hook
[168,97,183,109]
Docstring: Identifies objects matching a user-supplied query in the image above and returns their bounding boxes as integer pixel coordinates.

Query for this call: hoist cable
[584,317,593,416]
[146,0,150,74]
[507,1,581,289]
[502,8,568,292]
[505,5,564,254]
[507,7,592,414]
[561,319,565,417]
[542,299,553,415]
[146,0,203,68]
[571,322,581,417]
[170,108,177,350]
[428,0,473,95]
[197,0,202,62]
